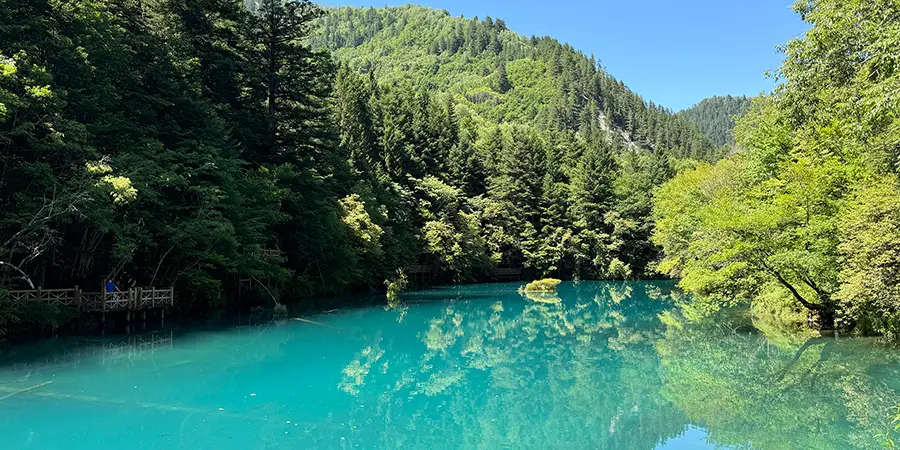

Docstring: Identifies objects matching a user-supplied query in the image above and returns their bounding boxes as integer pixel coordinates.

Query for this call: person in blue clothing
[105,279,116,293]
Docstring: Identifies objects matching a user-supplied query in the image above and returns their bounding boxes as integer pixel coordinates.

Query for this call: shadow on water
[0,281,898,449]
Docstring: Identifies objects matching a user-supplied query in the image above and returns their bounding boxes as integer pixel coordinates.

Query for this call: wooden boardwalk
[3,286,174,314]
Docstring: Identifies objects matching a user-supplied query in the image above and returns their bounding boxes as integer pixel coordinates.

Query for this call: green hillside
[313,5,716,160]
[678,95,751,146]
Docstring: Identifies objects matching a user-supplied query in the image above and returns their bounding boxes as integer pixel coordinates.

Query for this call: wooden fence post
[125,289,132,322]
[74,285,81,312]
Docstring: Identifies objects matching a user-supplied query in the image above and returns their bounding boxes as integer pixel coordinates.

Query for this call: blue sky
[316,0,808,111]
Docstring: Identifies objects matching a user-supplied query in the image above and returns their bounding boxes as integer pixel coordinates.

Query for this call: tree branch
[768,266,824,311]
[0,260,35,289]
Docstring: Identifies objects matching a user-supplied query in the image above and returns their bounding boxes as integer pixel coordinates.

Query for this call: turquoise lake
[1,282,899,449]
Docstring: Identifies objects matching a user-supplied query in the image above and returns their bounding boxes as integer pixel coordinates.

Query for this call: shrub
[385,269,409,299]
[521,278,562,292]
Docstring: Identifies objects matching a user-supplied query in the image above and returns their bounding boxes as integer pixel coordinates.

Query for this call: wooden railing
[2,287,174,312]
[6,288,78,307]
[136,288,175,309]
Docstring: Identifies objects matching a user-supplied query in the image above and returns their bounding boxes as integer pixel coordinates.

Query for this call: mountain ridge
[678,95,752,147]
[313,4,718,160]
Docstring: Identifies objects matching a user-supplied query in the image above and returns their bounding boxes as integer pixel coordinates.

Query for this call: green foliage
[314,5,716,160]
[415,176,491,280]
[340,194,384,255]
[0,0,343,309]
[521,278,562,293]
[884,405,900,448]
[678,95,751,147]
[0,297,72,339]
[385,269,408,300]
[836,176,900,338]
[0,0,720,334]
[653,152,847,322]
[653,0,900,338]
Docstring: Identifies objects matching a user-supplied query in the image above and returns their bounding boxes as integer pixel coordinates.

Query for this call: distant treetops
[678,95,752,147]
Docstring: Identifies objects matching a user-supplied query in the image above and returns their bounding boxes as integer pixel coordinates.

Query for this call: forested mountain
[653,0,900,339]
[314,6,717,159]
[310,5,721,286]
[678,95,751,147]
[0,0,714,335]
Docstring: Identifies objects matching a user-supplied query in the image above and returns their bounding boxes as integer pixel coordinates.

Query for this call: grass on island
[521,278,562,293]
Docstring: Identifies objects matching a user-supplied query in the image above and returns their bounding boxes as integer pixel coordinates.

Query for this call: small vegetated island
[521,279,562,293]
[519,278,563,304]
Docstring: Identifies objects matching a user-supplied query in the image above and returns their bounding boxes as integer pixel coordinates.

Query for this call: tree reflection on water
[338,282,900,449]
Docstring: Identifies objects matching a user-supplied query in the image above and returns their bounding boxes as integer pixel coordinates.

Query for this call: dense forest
[653,0,900,339]
[314,6,716,160]
[678,95,751,147]
[0,0,716,335]
[3,0,900,343]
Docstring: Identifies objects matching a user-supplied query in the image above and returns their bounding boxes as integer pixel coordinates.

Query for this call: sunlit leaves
[836,175,900,337]
[339,194,384,253]
[654,0,900,336]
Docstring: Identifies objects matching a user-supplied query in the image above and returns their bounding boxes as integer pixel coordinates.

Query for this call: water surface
[1,282,899,449]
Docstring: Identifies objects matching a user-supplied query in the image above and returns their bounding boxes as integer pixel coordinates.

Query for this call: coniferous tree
[495,63,512,94]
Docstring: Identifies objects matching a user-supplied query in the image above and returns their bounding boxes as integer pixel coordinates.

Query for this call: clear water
[1,282,899,449]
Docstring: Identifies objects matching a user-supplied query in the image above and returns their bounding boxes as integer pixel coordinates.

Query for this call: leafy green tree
[610,149,673,277]
[653,0,900,337]
[837,176,900,338]
[447,119,487,197]
[568,139,619,278]
[333,65,380,180]
[570,140,616,231]
[414,177,490,281]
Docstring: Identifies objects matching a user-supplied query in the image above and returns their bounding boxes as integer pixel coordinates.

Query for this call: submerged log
[0,381,53,402]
